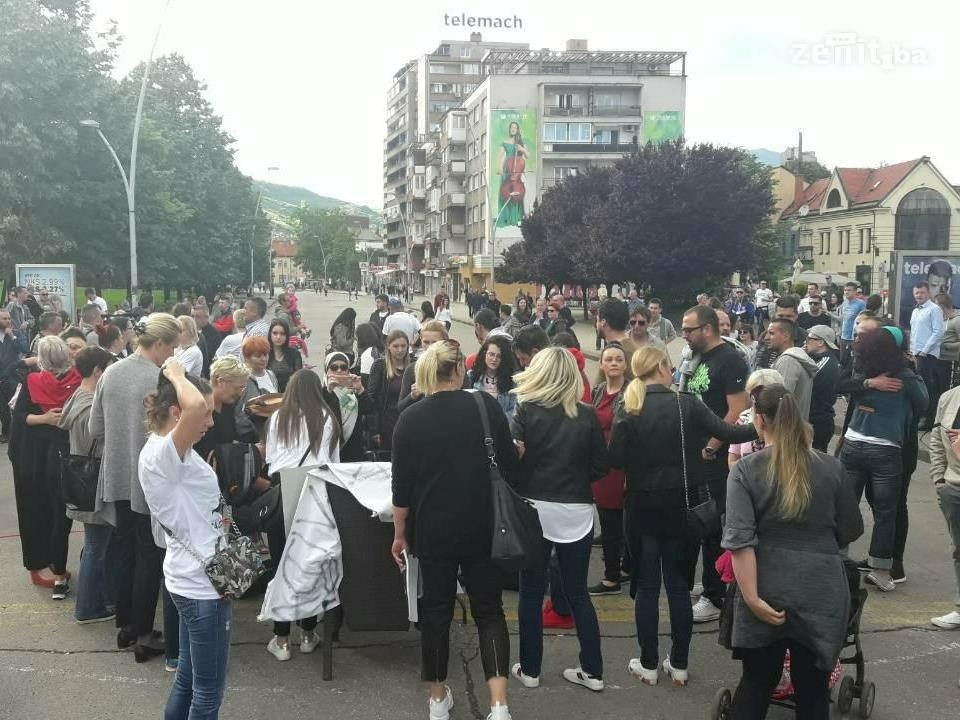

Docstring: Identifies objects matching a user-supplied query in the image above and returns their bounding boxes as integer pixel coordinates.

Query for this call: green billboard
[643,110,684,143]
[488,108,538,229]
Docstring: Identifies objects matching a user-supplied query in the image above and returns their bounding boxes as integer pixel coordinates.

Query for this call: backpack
[208,443,264,506]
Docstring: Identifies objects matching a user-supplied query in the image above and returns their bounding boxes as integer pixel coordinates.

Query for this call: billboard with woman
[488,109,537,232]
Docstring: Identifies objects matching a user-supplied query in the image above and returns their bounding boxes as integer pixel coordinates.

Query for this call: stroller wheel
[710,687,732,720]
[858,681,875,718]
[837,675,855,714]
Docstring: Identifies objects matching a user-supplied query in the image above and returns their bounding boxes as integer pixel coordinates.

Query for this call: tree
[784,158,832,184]
[293,210,360,284]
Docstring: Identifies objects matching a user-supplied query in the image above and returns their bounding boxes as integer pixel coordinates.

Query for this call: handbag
[59,441,101,513]
[161,502,266,598]
[470,391,543,571]
[677,392,722,540]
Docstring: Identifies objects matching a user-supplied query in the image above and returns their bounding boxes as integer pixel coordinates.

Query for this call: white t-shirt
[265,413,341,472]
[175,344,204,376]
[252,371,278,394]
[359,346,378,375]
[139,433,225,600]
[89,295,108,313]
[382,312,421,345]
[755,287,774,308]
[435,308,453,324]
[528,500,594,544]
[215,332,244,359]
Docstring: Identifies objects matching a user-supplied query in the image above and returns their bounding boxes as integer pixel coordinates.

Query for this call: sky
[87,0,953,209]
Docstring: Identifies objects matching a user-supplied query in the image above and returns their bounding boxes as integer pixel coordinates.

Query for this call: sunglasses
[629,319,647,326]
[681,324,706,335]
[328,363,349,372]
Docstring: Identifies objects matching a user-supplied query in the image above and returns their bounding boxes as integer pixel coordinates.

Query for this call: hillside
[254,180,381,226]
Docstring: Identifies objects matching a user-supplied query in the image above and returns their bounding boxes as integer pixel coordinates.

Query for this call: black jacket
[609,385,756,538]
[510,401,608,503]
[808,350,840,422]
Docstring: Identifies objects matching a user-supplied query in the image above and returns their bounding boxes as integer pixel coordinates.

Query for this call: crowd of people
[3,275,960,720]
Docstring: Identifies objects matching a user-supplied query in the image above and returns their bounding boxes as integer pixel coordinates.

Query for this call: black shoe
[0,434,8,444]
[591,535,603,548]
[891,561,907,584]
[117,629,137,650]
[51,581,69,600]
[588,581,621,596]
[134,643,165,663]
[855,558,870,572]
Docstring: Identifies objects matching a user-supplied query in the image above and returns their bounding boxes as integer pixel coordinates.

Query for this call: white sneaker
[429,685,454,720]
[562,667,604,692]
[487,704,512,720]
[865,571,896,593]
[690,582,704,598]
[932,610,960,629]
[692,596,721,623]
[511,662,540,688]
[267,637,291,662]
[627,658,658,685]
[662,658,689,686]
[300,630,320,654]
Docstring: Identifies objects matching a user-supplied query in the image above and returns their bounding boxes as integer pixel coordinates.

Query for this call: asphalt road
[0,289,958,720]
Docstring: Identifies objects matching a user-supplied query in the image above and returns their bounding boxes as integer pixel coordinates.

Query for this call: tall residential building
[416,39,686,298]
[382,33,529,291]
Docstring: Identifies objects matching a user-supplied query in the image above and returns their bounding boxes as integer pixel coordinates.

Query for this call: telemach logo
[444,13,523,29]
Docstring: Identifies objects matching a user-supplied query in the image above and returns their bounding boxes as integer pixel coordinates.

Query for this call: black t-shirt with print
[686,342,748,420]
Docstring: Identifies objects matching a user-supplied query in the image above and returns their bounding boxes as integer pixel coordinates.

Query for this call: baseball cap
[387,297,403,309]
[807,325,838,350]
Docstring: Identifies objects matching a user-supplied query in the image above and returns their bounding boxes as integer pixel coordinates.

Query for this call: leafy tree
[293,210,360,284]
[784,158,831,184]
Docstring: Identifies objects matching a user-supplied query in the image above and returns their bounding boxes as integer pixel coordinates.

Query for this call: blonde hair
[136,313,181,349]
[415,340,463,396]
[624,346,671,414]
[178,315,199,345]
[745,368,784,396]
[420,320,448,337]
[37,335,72,375]
[754,384,813,520]
[210,356,251,386]
[233,309,246,331]
[512,346,582,418]
[384,329,409,379]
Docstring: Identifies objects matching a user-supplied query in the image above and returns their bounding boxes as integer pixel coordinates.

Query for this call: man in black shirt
[369,294,389,331]
[797,296,829,331]
[803,325,841,452]
[681,305,748,622]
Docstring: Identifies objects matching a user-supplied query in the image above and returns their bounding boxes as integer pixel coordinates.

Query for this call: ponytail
[623,346,669,415]
[754,384,812,519]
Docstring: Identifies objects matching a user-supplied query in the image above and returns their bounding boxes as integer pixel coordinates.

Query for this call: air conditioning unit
[623,125,637,131]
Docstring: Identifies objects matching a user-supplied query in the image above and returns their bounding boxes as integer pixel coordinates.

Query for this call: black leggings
[419,554,510,682]
[597,507,625,583]
[730,639,830,719]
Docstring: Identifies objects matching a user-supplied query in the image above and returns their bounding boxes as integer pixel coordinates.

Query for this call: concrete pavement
[0,288,958,719]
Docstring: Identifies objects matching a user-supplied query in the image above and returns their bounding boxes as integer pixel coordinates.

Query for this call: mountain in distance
[254,180,381,227]
[750,148,784,167]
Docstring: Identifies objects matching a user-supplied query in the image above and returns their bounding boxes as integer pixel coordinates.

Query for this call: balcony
[439,224,466,241]
[448,160,466,175]
[591,105,642,117]
[544,105,587,117]
[543,142,637,154]
[447,192,465,206]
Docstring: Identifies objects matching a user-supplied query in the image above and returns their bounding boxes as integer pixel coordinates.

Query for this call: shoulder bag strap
[469,389,497,468]
[677,391,711,509]
[297,446,312,467]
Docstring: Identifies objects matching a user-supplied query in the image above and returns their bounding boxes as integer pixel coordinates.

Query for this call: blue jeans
[937,483,960,605]
[635,534,693,670]
[548,552,571,615]
[165,593,232,720]
[163,585,180,664]
[518,533,602,678]
[840,439,902,569]
[74,523,115,621]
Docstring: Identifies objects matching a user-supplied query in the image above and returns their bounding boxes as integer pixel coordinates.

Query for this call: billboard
[643,110,684,143]
[15,263,76,318]
[892,252,960,329]
[488,108,537,236]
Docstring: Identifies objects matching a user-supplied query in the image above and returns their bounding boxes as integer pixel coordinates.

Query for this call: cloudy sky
[88,0,950,208]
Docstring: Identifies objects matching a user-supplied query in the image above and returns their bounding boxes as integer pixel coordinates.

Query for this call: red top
[591,387,625,509]
[27,368,81,412]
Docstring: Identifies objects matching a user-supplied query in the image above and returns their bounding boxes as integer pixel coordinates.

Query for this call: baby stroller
[711,559,875,719]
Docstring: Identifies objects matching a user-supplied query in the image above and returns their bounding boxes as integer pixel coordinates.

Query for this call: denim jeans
[165,594,232,720]
[74,523,115,621]
[936,483,960,605]
[840,439,903,569]
[162,585,180,664]
[518,533,602,678]
[635,534,693,670]
[548,551,571,615]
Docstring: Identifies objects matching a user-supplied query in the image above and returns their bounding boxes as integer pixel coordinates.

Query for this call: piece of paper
[402,549,420,622]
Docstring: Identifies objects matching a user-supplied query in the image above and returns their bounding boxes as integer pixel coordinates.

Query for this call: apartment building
[382,33,529,291]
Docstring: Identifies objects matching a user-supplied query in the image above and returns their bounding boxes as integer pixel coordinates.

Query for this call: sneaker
[932,610,960,629]
[891,561,907,584]
[486,704,511,720]
[300,630,320,654]
[76,611,116,625]
[562,667,604,692]
[51,581,69,600]
[428,685,454,720]
[627,658,658,685]
[588,581,621,596]
[662,658,689,686]
[542,605,575,630]
[865,571,896,592]
[690,582,704,599]
[692,596,721,623]
[511,662,540,688]
[164,659,178,673]
[267,637,292,661]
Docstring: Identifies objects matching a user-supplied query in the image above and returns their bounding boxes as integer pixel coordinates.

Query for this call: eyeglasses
[328,363,349,372]
[680,324,706,335]
[629,320,647,326]
[486,352,502,360]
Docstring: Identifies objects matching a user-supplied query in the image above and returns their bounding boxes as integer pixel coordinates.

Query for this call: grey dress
[722,449,863,670]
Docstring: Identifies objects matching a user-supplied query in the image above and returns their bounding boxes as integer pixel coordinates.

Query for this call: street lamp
[80,0,173,291]
[384,191,411,294]
[489,191,520,291]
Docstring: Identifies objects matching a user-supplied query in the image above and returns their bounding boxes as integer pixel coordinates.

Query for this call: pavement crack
[456,624,484,720]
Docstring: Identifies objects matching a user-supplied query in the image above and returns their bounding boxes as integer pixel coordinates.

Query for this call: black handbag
[59,441,100,512]
[677,392,722,540]
[470,391,542,571]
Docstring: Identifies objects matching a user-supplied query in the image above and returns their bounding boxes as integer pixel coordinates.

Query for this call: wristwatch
[862,378,871,390]
[702,446,717,458]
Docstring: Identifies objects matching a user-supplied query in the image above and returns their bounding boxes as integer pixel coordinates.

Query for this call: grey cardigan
[60,387,116,526]
[723,449,863,670]
[89,353,159,515]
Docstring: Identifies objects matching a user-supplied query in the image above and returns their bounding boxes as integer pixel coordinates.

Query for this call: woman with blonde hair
[175,315,203,377]
[724,384,863,718]
[609,346,756,687]
[511,347,609,692]
[193,356,256,464]
[90,312,181,660]
[728,368,785,469]
[368,329,410,452]
[392,340,519,720]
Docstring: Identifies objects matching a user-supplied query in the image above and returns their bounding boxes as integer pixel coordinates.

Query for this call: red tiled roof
[271,240,297,258]
[782,178,830,216]
[838,158,923,205]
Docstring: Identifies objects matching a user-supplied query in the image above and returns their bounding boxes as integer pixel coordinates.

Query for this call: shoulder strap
[298,446,312,467]
[469,389,497,467]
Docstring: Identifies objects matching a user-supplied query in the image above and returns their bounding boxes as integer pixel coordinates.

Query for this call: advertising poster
[894,252,960,329]
[643,110,684,143]
[488,108,537,233]
[15,263,76,318]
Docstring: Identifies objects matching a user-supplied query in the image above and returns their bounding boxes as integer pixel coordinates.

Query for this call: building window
[826,189,842,209]
[429,63,458,74]
[858,228,864,254]
[544,123,567,142]
[460,47,471,58]
[453,114,466,129]
[436,45,451,57]
[480,201,485,221]
[593,130,613,144]
[554,167,579,179]
[571,123,592,141]
[463,63,480,75]
[865,227,872,252]
[462,83,476,94]
[895,187,951,251]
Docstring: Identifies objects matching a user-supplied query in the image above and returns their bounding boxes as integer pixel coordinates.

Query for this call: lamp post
[489,191,520,291]
[79,0,173,292]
